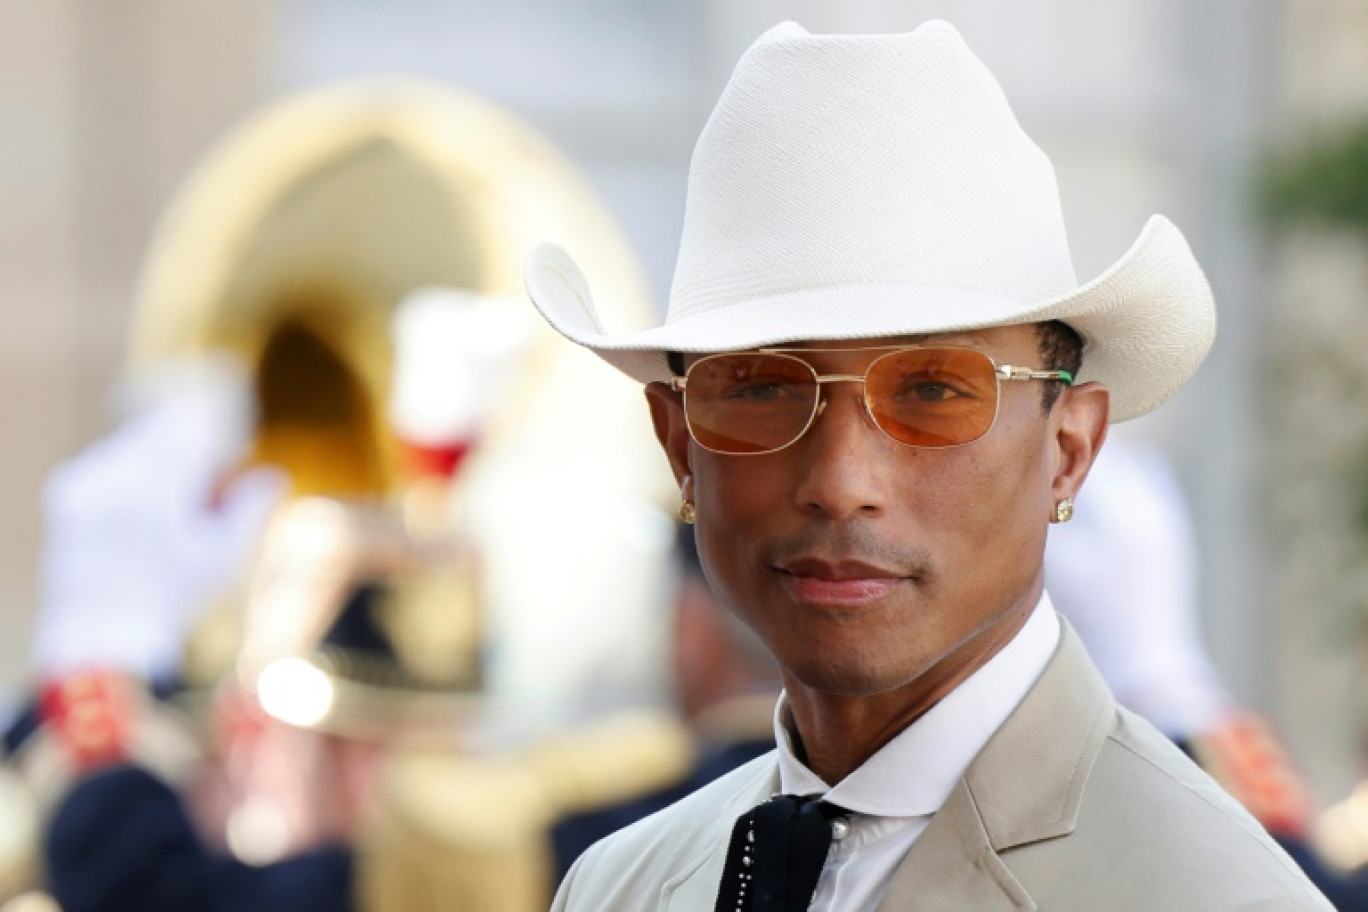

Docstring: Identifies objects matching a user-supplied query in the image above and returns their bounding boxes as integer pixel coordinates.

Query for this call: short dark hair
[665,320,1083,411]
[1035,320,1084,411]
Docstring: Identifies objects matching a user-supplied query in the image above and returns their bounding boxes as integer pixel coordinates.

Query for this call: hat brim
[524,215,1214,423]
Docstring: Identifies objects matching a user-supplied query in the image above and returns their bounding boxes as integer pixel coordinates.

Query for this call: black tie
[713,794,841,912]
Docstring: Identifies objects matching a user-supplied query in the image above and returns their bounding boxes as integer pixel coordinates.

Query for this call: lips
[775,557,910,607]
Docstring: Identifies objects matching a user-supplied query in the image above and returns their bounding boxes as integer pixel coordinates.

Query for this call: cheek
[694,459,760,566]
[884,396,1043,559]
[935,427,1052,588]
[691,447,783,529]
[688,451,790,602]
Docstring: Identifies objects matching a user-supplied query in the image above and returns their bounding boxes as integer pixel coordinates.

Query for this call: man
[524,20,1332,912]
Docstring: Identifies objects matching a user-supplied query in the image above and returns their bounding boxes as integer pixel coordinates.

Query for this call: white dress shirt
[774,595,1061,912]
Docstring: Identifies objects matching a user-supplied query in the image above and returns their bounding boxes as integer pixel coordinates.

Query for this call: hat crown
[668,20,1077,324]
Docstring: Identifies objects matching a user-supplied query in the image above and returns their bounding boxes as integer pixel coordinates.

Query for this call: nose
[789,384,890,520]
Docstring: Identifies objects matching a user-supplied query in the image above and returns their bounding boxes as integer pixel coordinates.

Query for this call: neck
[783,587,1041,784]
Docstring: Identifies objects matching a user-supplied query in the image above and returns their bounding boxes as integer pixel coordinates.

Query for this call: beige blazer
[552,619,1332,911]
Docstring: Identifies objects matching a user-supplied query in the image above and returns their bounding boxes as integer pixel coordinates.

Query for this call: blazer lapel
[879,618,1115,910]
[965,620,1114,852]
[877,781,1034,911]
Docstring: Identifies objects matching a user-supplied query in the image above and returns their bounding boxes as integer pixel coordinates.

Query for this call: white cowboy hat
[524,20,1216,422]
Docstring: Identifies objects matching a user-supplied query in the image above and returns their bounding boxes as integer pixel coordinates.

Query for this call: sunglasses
[667,346,1073,455]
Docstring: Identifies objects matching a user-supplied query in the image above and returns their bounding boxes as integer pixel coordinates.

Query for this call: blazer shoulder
[1101,707,1297,859]
[552,751,777,910]
[1006,707,1332,911]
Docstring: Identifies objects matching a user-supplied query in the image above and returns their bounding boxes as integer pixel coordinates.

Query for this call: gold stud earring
[1051,498,1074,524]
[678,500,696,524]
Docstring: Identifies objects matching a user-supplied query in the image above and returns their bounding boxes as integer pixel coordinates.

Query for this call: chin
[783,648,926,699]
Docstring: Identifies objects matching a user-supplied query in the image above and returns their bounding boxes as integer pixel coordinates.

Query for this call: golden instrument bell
[129,79,675,727]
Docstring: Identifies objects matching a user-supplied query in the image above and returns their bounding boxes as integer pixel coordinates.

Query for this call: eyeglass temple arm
[996,365,1074,385]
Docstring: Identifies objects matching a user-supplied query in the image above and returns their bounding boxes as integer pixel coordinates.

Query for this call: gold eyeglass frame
[667,345,1074,456]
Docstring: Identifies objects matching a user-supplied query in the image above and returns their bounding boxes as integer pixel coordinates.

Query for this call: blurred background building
[2,0,1368,804]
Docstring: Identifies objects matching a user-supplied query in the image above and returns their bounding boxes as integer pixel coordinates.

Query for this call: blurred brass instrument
[130,77,673,699]
[117,80,687,910]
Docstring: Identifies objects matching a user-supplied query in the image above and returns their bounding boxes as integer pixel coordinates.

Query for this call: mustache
[757,523,933,579]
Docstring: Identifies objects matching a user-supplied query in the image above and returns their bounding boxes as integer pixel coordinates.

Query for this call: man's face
[647,324,1108,702]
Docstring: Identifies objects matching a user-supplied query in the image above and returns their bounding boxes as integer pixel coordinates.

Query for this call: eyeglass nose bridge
[810,372,880,429]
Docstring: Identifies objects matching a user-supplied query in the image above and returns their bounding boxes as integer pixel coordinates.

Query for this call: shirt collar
[774,593,1061,817]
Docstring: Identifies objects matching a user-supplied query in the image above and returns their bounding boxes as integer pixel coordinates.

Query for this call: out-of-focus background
[3,0,1368,806]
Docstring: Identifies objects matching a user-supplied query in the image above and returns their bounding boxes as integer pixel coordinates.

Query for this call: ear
[645,382,694,502]
[1050,381,1109,503]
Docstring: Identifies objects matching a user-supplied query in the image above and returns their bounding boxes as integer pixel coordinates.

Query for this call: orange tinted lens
[684,354,818,453]
[865,349,998,447]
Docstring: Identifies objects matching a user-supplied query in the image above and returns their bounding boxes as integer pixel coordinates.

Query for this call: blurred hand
[32,360,287,680]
